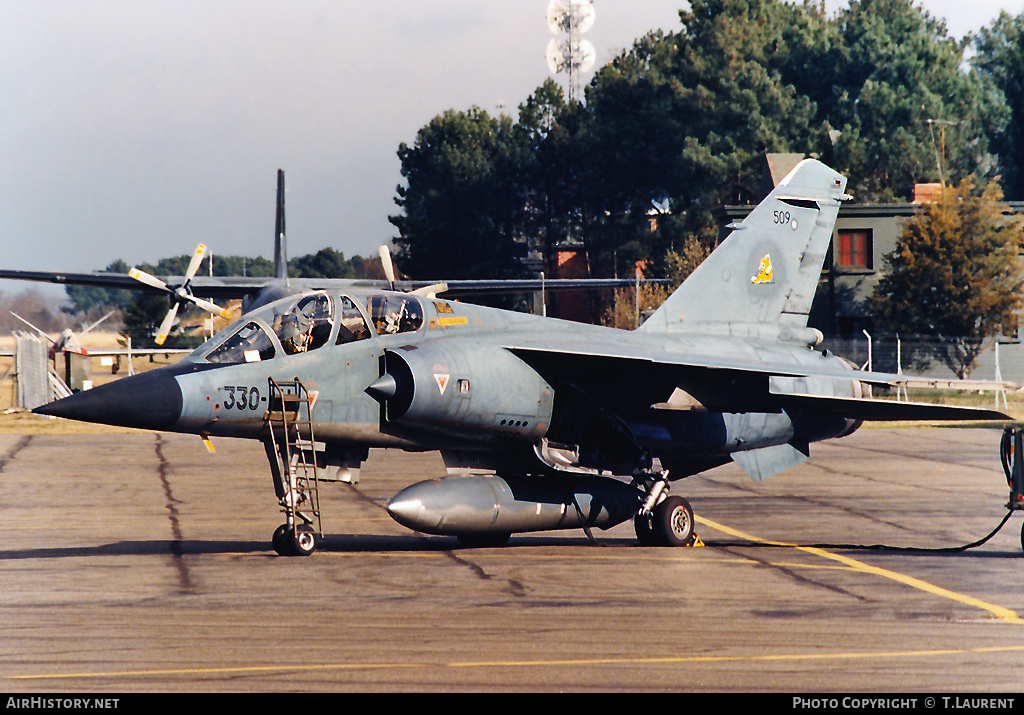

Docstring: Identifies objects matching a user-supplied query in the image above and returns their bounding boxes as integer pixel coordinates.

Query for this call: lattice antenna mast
[545,0,596,103]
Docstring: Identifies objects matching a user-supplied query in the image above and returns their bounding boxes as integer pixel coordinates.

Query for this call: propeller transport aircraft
[5,160,1018,555]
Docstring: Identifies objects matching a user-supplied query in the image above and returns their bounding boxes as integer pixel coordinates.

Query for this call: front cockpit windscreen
[205,322,277,364]
[367,295,423,335]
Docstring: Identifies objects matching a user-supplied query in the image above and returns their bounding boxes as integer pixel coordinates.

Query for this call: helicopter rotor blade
[80,309,116,336]
[9,312,54,343]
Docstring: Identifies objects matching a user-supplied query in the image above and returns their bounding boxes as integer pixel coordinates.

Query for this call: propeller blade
[154,303,180,346]
[129,268,169,292]
[379,245,396,289]
[188,295,232,320]
[409,282,448,298]
[183,243,207,283]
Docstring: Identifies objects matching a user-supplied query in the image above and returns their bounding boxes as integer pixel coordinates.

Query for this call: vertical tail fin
[641,159,848,337]
[274,169,288,281]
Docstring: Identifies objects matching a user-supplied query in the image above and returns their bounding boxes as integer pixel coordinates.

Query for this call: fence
[821,333,1020,385]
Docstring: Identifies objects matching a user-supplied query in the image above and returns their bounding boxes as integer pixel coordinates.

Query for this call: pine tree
[974,10,1024,200]
[390,108,529,281]
[825,0,991,200]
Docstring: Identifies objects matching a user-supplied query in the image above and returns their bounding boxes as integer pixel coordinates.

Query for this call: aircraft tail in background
[274,169,288,282]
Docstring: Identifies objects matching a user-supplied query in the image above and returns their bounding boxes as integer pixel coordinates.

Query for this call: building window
[836,229,872,270]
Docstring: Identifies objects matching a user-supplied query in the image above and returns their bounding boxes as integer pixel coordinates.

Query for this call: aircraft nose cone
[33,368,183,431]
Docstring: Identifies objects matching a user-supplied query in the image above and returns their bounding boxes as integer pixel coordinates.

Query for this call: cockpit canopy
[367,294,423,335]
[198,291,423,364]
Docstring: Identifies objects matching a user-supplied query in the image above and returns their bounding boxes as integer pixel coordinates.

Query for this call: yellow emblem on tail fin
[751,254,774,284]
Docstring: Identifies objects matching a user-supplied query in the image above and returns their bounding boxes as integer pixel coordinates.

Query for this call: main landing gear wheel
[272,523,318,556]
[635,495,695,546]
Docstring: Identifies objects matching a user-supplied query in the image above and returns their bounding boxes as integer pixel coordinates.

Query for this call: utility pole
[927,119,958,186]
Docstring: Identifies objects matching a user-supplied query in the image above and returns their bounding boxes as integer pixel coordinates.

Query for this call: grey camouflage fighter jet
[28,159,1010,555]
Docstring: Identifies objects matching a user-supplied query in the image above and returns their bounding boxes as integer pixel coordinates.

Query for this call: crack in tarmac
[0,435,33,472]
[155,433,194,592]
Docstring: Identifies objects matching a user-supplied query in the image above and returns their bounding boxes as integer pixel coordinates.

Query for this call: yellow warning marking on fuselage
[696,515,1024,624]
[436,316,468,327]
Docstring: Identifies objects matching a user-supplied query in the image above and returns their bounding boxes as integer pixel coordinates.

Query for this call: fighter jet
[28,159,1011,555]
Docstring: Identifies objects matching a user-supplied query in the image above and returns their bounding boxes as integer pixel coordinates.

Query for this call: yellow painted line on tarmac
[10,644,1024,681]
[7,663,418,681]
[451,644,1024,668]
[696,515,1024,624]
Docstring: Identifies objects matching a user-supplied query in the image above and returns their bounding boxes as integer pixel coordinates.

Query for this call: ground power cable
[703,509,1018,554]
[706,428,1024,554]
[803,509,1016,554]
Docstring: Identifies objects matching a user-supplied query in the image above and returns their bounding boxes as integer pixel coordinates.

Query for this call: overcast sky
[1,0,1021,296]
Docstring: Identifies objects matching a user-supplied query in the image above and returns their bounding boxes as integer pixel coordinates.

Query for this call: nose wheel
[272,523,318,556]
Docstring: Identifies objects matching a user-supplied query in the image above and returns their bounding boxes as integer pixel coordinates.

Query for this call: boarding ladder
[264,377,322,539]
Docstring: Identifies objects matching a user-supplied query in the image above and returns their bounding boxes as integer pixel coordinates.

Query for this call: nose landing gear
[265,378,322,557]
